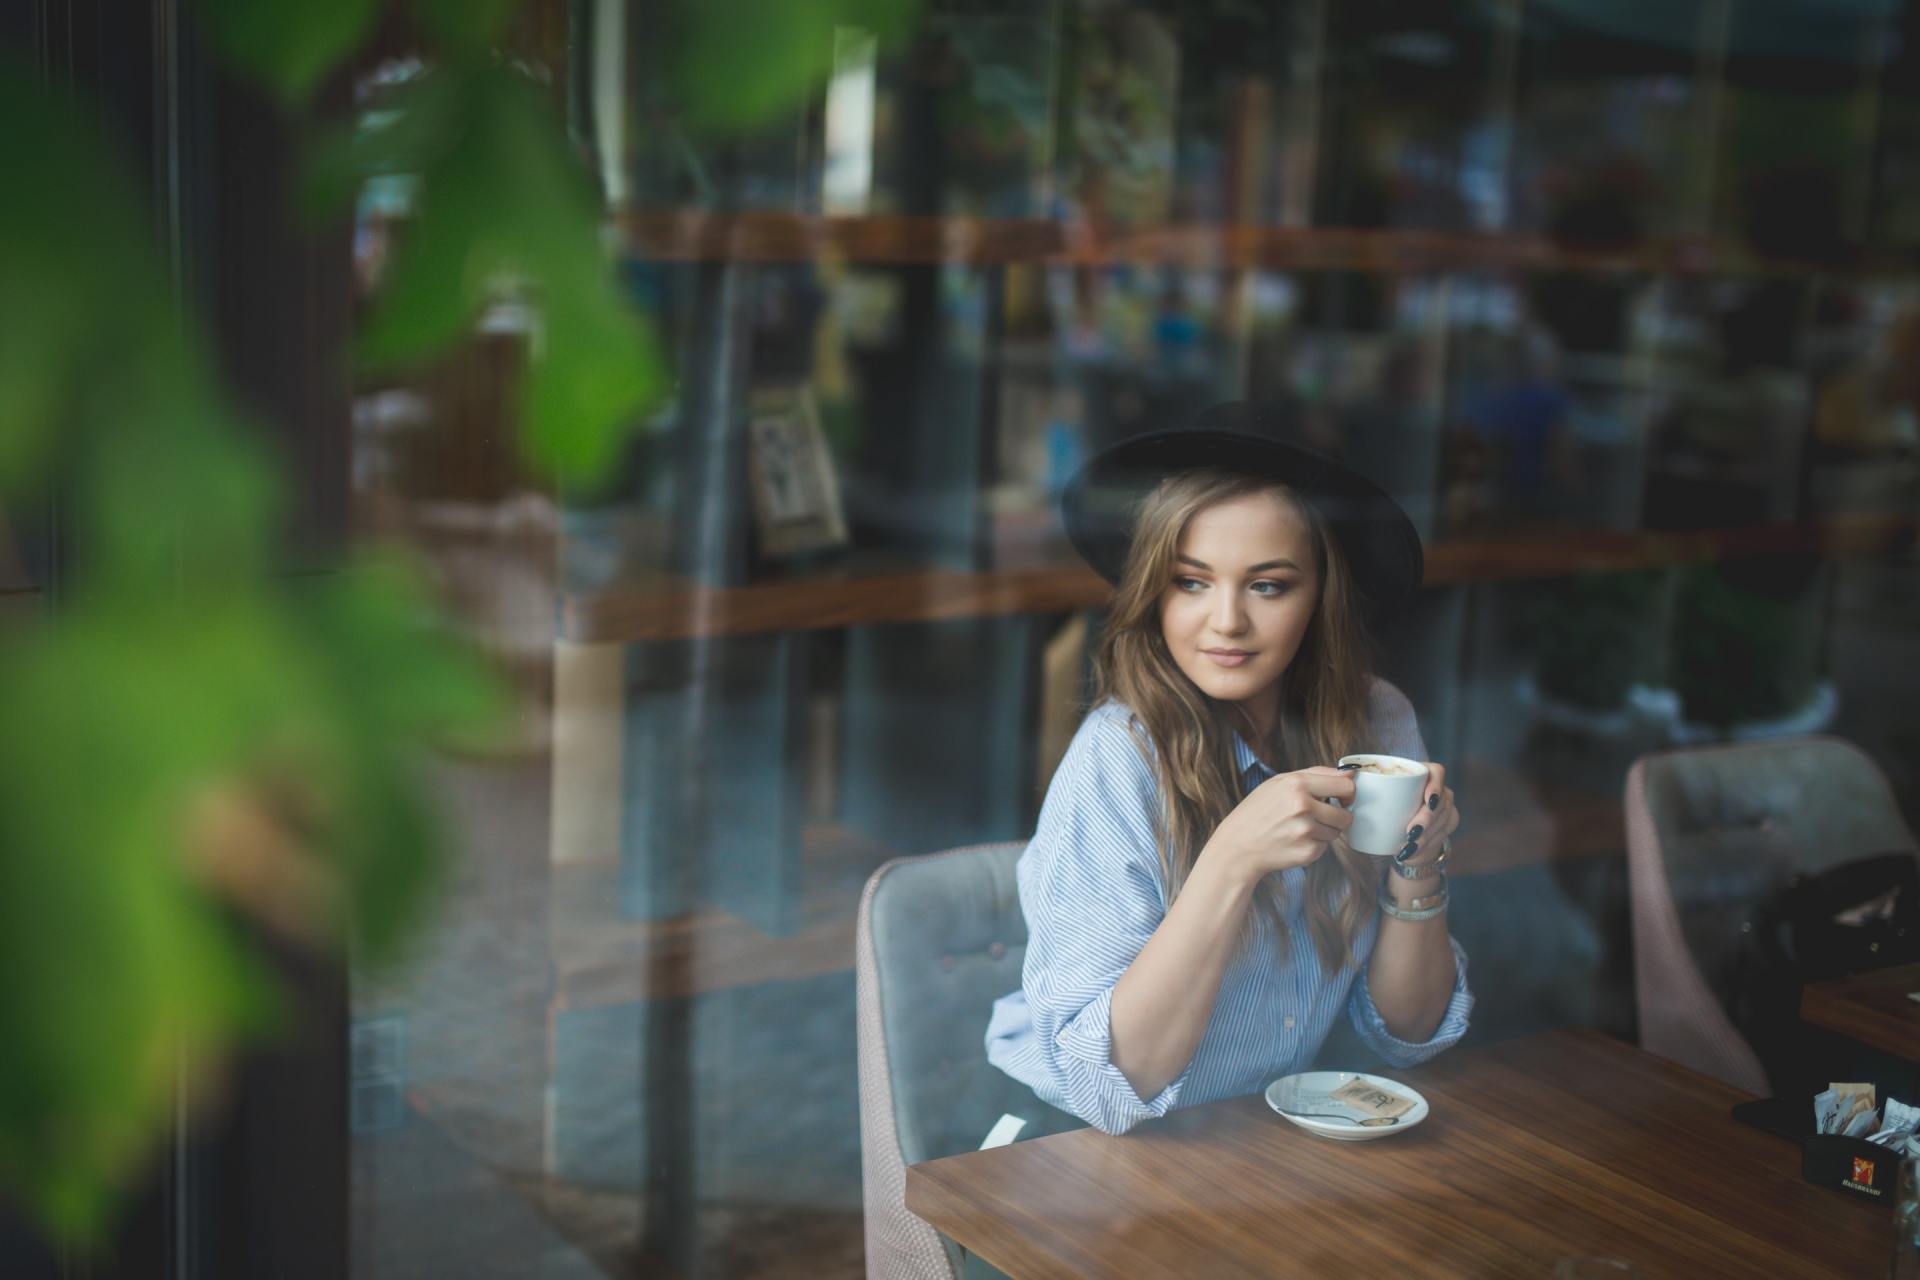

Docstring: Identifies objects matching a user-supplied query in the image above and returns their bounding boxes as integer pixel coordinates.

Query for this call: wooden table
[1802,961,1920,1062]
[905,1029,1888,1278]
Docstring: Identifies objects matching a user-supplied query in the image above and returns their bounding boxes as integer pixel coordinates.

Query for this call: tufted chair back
[856,842,1033,1280]
[1625,736,1917,1094]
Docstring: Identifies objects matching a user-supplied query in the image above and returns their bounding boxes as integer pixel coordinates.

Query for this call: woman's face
[1158,490,1320,736]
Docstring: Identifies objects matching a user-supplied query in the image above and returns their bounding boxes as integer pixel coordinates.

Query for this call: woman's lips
[1202,649,1254,668]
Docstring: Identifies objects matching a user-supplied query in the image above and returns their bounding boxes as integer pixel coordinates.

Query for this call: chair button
[1284,1015,1296,1030]
[989,942,1006,960]
[941,955,956,971]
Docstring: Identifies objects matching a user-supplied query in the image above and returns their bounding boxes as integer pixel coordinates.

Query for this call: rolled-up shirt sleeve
[1016,707,1193,1135]
[1348,676,1473,1065]
[1348,934,1474,1066]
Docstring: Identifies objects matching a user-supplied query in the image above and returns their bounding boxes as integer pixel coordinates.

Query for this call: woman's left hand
[1393,762,1457,878]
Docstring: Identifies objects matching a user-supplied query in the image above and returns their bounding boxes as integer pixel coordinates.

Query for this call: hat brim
[1062,429,1425,623]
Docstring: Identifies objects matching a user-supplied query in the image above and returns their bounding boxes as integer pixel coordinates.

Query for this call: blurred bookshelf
[559,513,1919,643]
[616,210,1920,277]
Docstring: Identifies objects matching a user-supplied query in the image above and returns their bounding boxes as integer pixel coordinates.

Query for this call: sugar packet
[1868,1097,1920,1147]
[1832,1083,1877,1135]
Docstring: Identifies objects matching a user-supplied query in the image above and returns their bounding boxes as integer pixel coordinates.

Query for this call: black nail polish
[1408,824,1424,841]
[1428,794,1440,810]
[1395,844,1416,864]
[1338,762,1360,771]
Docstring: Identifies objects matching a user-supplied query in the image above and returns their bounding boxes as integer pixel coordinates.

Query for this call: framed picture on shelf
[747,387,850,560]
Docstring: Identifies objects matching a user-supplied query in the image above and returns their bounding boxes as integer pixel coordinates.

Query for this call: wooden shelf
[615,210,1917,277]
[564,562,1097,644]
[560,515,1918,644]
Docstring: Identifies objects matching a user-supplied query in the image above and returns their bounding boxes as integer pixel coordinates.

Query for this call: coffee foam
[1343,754,1422,776]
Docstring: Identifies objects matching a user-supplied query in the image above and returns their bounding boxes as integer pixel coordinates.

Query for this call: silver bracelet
[1406,878,1448,911]
[1392,844,1449,879]
[1390,836,1450,879]
[1379,884,1448,921]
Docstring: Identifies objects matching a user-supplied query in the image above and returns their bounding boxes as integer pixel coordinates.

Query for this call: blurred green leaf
[1,0,934,1245]
[0,606,286,1237]
[525,300,667,480]
[193,0,378,102]
[354,147,507,362]
[0,66,172,490]
[83,402,282,599]
[0,557,503,1233]
[282,558,508,957]
[674,0,919,133]
[355,67,665,481]
[301,69,465,219]
[0,64,508,1240]
[409,0,520,56]
[354,69,559,366]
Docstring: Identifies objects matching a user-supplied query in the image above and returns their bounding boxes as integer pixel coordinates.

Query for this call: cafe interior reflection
[26,0,1914,1276]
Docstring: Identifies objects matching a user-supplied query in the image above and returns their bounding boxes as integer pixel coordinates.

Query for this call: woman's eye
[1173,576,1206,593]
[1252,580,1289,597]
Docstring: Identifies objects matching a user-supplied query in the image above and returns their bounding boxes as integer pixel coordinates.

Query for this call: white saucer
[1264,1071,1429,1142]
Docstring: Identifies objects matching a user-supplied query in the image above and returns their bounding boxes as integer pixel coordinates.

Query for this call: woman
[986,402,1471,1136]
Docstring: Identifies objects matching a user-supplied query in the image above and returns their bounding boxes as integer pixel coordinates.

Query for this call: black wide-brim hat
[1062,401,1424,623]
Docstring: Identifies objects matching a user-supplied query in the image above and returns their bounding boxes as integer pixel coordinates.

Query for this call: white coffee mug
[1336,753,1430,856]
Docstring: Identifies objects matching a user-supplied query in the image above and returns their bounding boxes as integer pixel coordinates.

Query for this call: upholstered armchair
[1624,736,1917,1094]
[856,843,1041,1280]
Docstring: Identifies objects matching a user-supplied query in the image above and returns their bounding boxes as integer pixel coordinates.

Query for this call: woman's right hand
[1201,766,1356,885]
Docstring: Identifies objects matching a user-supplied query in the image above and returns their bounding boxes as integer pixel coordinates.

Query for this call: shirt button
[1284,1016,1296,1029]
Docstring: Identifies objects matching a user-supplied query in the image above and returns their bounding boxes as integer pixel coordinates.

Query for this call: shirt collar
[1233,733,1272,783]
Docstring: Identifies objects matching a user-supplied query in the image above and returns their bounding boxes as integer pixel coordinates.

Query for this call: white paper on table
[979,1114,1027,1149]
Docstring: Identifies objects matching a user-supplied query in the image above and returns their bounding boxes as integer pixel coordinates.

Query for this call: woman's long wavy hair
[1094,469,1379,971]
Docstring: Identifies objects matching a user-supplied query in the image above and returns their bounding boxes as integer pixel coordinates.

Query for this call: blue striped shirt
[985,680,1473,1135]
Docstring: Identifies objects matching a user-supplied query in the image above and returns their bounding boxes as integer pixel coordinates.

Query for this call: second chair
[1624,734,1918,1095]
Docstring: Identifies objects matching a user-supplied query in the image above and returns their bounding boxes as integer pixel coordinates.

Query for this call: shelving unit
[560,513,1919,643]
[617,210,1920,276]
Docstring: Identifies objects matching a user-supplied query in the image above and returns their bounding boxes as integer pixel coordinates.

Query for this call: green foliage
[671,0,919,132]
[324,65,668,482]
[195,0,379,103]
[0,69,501,1242]
[6,0,917,1244]
[408,0,519,56]
[0,73,170,493]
